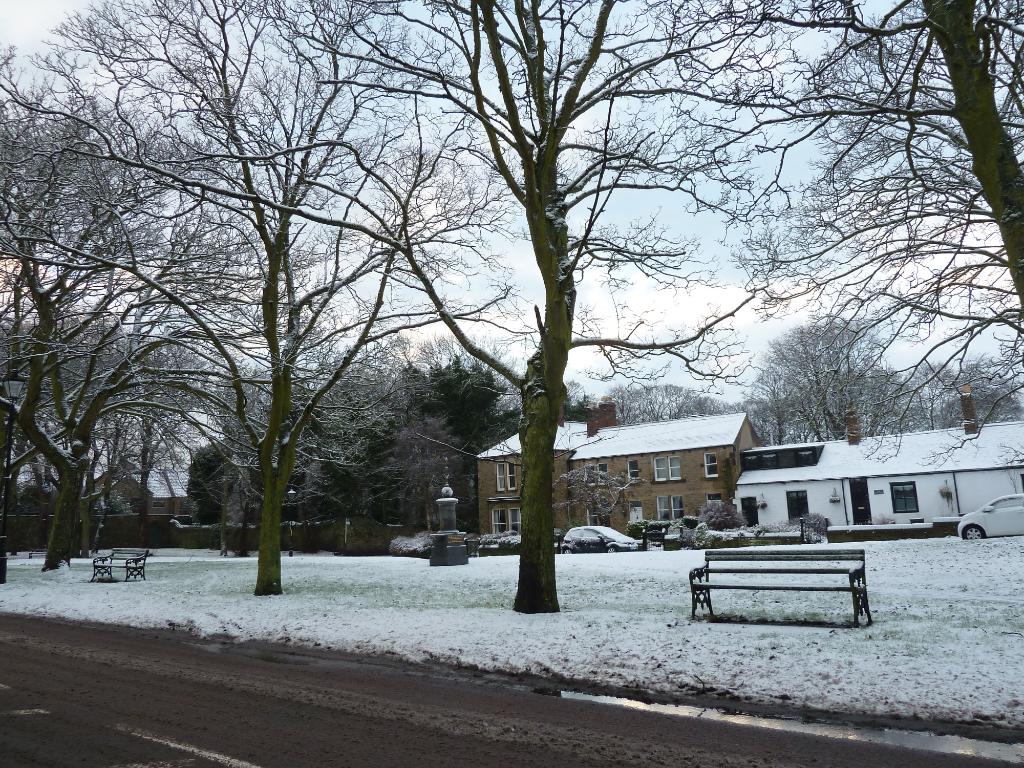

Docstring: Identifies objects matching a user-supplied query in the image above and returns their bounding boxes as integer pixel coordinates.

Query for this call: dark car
[560,526,639,554]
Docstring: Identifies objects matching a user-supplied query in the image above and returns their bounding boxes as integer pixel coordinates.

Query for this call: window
[628,501,644,522]
[597,462,609,474]
[496,462,517,492]
[671,496,684,518]
[761,453,779,469]
[795,449,817,467]
[654,456,682,482]
[657,496,671,520]
[704,452,719,478]
[152,499,166,508]
[706,493,722,502]
[627,459,640,480]
[657,496,683,519]
[890,483,919,514]
[491,508,508,533]
[508,508,521,532]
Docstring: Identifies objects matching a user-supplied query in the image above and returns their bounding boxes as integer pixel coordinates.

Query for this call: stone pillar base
[430,532,469,566]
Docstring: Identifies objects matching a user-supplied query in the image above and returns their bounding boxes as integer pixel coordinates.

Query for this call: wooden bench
[27,550,47,559]
[689,548,872,627]
[91,549,150,582]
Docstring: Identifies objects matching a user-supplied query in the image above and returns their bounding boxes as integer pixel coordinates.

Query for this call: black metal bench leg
[691,587,713,618]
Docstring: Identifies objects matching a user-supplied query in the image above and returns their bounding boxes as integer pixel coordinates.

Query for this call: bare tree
[744,320,904,443]
[308,0,756,612]
[0,101,183,569]
[608,383,734,425]
[738,0,1024,389]
[8,0,496,593]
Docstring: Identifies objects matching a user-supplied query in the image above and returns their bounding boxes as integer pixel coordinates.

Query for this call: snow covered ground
[2,538,1022,727]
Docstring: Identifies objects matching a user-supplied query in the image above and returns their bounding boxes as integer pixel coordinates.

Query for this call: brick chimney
[587,397,617,437]
[845,410,861,446]
[960,384,978,435]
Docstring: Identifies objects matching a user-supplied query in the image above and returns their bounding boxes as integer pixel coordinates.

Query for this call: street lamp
[286,488,297,557]
[1,376,26,585]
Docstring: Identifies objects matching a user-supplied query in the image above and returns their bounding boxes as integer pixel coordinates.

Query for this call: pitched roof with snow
[478,421,589,459]
[477,412,748,461]
[736,421,1024,485]
[147,469,190,499]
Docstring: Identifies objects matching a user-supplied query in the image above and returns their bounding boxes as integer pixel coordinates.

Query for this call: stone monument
[430,481,468,567]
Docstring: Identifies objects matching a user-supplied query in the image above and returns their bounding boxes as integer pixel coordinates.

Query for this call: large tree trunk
[43,468,83,571]
[513,384,562,613]
[254,472,285,595]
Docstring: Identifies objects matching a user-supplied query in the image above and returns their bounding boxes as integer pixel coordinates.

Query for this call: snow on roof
[478,421,589,459]
[148,469,189,499]
[477,412,748,461]
[737,421,1024,485]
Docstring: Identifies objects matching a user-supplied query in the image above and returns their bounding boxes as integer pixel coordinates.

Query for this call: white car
[959,494,1024,540]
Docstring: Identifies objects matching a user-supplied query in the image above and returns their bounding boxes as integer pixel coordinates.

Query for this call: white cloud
[0,0,84,53]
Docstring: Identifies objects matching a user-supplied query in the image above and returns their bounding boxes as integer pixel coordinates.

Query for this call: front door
[786,490,809,521]
[740,496,759,526]
[850,478,871,524]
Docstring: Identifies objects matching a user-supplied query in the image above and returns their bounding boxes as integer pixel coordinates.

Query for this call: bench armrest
[124,555,147,565]
[93,555,112,565]
[689,565,709,584]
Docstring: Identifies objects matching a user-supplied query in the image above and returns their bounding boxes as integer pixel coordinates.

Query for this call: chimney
[587,396,617,437]
[960,384,978,435]
[845,410,861,446]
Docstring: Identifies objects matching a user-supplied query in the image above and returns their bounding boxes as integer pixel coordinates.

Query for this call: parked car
[959,494,1024,539]
[560,526,639,553]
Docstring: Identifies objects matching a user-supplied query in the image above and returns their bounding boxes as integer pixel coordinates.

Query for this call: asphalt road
[0,614,1017,768]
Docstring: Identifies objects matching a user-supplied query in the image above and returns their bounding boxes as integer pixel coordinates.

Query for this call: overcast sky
[0,0,808,402]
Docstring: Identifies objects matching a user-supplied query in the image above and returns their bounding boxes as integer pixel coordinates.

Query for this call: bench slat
[706,567,859,575]
[705,551,864,562]
[695,583,860,592]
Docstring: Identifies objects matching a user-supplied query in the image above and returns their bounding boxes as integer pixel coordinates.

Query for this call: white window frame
[706,493,723,502]
[508,508,521,532]
[597,462,609,474]
[492,508,508,533]
[627,459,640,480]
[704,452,719,478]
[496,462,517,492]
[657,496,671,520]
[654,456,682,482]
[671,496,684,518]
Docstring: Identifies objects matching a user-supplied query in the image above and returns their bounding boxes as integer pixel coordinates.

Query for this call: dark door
[850,478,871,524]
[786,490,809,521]
[740,496,759,526]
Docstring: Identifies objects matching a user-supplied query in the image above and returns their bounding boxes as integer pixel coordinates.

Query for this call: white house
[734,421,1024,526]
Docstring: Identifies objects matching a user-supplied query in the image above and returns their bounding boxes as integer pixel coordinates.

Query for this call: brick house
[477,402,759,534]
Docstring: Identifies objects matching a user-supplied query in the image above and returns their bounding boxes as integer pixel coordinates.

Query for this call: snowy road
[0,615,1015,768]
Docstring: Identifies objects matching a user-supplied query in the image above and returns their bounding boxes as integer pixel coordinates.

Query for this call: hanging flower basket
[939,486,953,499]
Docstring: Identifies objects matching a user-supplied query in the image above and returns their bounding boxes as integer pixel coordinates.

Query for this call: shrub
[681,515,700,530]
[697,501,744,531]
[802,513,829,537]
[872,516,896,525]
[625,519,671,539]
[479,532,522,549]
[389,532,433,557]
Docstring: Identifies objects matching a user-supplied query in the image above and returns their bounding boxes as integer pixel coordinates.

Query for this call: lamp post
[286,488,297,557]
[1,376,26,586]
